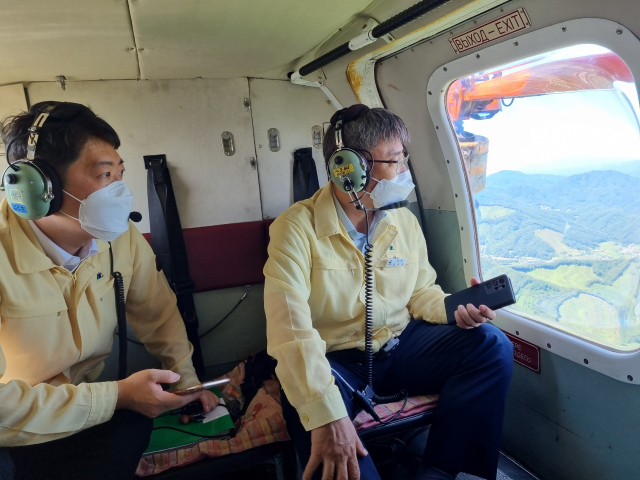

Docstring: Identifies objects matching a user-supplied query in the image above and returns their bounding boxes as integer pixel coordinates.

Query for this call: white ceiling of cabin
[0,0,381,86]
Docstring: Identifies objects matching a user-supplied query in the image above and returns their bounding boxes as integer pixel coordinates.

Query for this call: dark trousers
[281,321,513,480]
[0,409,152,480]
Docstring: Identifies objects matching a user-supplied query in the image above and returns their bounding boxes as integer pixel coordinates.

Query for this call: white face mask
[60,180,133,242]
[368,170,415,209]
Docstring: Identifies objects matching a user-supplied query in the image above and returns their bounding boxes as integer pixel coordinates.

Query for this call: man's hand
[454,277,497,330]
[303,416,368,480]
[116,369,203,418]
[179,390,220,424]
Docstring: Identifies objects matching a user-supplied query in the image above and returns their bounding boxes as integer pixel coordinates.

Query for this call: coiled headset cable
[351,194,408,423]
[109,242,129,380]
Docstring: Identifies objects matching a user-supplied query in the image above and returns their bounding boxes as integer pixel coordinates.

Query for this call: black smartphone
[444,274,516,325]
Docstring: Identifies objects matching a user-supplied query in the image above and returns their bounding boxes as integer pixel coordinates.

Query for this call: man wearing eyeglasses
[265,105,513,480]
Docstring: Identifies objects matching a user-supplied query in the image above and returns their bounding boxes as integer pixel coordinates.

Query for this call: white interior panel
[0,0,138,85]
[0,83,28,203]
[249,80,335,219]
[0,84,27,121]
[27,78,262,232]
[128,0,375,80]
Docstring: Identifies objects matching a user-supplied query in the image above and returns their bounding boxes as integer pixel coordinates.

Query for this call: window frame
[427,17,640,383]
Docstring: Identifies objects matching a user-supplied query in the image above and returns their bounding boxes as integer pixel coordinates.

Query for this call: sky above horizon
[451,45,640,176]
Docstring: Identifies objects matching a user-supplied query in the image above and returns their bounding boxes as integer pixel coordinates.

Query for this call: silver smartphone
[173,378,231,395]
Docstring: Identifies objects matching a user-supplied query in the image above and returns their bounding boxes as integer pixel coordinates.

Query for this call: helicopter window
[446,44,640,351]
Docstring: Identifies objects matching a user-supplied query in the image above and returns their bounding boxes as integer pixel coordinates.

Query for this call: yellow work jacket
[0,199,199,446]
[264,183,447,431]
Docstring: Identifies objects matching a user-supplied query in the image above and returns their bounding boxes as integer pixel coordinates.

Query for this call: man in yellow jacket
[0,102,217,480]
[265,105,513,480]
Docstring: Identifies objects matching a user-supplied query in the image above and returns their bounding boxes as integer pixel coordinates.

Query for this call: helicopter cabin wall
[5,77,334,377]
[312,0,640,478]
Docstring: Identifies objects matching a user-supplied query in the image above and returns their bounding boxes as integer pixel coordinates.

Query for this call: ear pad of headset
[32,160,63,216]
[328,148,370,193]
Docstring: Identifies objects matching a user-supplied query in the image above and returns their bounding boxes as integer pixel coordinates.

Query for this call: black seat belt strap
[144,154,205,377]
[293,147,320,202]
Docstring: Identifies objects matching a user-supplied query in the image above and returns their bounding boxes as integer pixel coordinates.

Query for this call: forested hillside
[475,168,640,350]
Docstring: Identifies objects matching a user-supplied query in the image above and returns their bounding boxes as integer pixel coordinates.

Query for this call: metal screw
[446,159,450,163]
[250,157,257,170]
[500,8,504,12]
[428,91,432,95]
[473,20,477,24]
[461,226,464,231]
[258,144,263,148]
[476,54,480,59]
[547,343,551,348]
[516,331,519,336]
[127,47,135,51]
[327,100,331,104]
[561,26,567,32]
[464,259,467,263]
[443,67,448,72]
[513,41,519,46]
[628,375,633,381]
[435,125,439,129]
[455,194,458,198]
[138,47,144,51]
[617,28,624,35]
[584,358,589,364]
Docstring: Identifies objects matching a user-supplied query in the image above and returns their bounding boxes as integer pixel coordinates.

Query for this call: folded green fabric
[145,388,235,454]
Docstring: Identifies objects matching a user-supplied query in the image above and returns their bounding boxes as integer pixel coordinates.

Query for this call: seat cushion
[353,394,439,432]
[135,380,289,477]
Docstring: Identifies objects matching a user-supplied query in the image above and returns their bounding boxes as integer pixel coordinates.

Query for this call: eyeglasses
[373,153,410,173]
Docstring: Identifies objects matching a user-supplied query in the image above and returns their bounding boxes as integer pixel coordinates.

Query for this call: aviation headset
[0,102,84,220]
[326,104,373,196]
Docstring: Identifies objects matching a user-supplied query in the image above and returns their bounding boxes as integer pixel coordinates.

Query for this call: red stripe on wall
[143,219,274,292]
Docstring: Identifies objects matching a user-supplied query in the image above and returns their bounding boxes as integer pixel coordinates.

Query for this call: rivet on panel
[475,54,480,59]
[428,91,432,95]
[464,259,467,263]
[455,194,458,198]
[617,28,624,35]
[446,159,450,164]
[500,8,504,12]
[561,26,567,32]
[547,343,551,348]
[435,126,439,130]
[584,358,589,364]
[461,226,464,231]
[127,47,135,51]
[513,41,519,46]
[516,331,519,336]
[138,47,145,51]
[443,67,448,72]
[628,375,634,381]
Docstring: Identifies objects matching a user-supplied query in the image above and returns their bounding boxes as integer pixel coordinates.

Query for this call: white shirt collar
[332,191,385,242]
[28,221,98,273]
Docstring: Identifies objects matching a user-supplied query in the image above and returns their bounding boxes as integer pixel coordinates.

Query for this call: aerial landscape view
[475,161,640,350]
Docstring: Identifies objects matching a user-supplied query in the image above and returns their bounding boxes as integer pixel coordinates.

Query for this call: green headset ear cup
[32,160,63,216]
[328,148,370,193]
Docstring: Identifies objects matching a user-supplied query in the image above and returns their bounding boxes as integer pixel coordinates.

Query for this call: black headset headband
[330,104,370,127]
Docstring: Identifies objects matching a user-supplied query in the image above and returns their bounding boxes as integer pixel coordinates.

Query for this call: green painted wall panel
[99,284,267,381]
[503,350,640,480]
[421,208,467,294]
